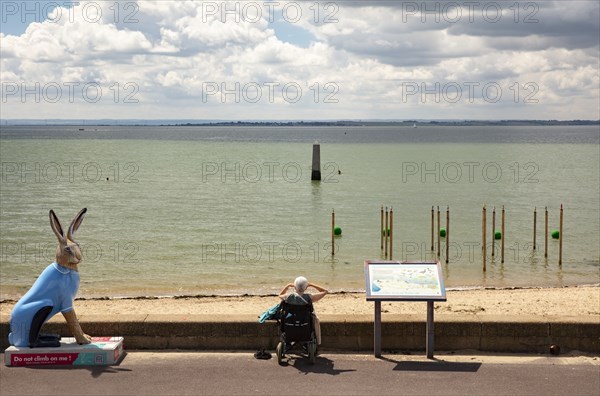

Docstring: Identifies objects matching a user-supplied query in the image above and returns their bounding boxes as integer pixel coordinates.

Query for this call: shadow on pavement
[287,356,357,375]
[25,365,132,377]
[382,357,481,372]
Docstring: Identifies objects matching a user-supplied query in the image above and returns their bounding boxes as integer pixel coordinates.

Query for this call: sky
[0,0,599,120]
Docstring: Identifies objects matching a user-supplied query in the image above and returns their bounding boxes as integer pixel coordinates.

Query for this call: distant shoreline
[2,120,599,127]
[174,120,600,127]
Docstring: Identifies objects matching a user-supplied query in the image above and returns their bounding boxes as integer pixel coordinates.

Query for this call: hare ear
[67,208,87,240]
[49,210,66,243]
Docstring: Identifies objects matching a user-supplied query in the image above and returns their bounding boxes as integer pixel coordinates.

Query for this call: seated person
[278,276,328,344]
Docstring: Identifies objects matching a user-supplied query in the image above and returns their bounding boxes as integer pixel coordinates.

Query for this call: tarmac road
[1,351,599,396]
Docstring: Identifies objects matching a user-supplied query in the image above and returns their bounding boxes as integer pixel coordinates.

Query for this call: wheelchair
[275,301,317,364]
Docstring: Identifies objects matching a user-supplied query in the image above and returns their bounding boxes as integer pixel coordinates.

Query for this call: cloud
[0,0,598,120]
[446,1,600,50]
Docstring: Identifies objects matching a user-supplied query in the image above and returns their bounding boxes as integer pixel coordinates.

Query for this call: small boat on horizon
[413,123,417,128]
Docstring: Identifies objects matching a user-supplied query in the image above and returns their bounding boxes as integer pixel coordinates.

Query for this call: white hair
[294,276,308,293]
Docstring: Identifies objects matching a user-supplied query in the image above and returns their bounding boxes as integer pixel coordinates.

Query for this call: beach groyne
[1,314,597,354]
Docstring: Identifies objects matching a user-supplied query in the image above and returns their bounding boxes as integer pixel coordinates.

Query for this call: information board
[365,260,446,301]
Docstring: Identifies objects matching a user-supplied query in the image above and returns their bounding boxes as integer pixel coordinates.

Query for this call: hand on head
[294,276,309,293]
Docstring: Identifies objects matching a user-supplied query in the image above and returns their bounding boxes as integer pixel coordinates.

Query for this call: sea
[1,125,598,299]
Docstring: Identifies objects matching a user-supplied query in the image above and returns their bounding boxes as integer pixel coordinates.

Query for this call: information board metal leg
[374,300,382,358]
[426,301,434,359]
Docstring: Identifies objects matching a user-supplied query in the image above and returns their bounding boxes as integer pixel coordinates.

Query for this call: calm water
[1,125,599,298]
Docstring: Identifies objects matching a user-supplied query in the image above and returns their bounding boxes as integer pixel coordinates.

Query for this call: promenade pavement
[1,351,599,395]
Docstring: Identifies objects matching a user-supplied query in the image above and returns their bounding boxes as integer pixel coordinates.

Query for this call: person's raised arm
[308,282,329,303]
[278,283,294,300]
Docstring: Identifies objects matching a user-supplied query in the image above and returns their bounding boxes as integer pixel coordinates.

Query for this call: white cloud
[0,0,598,120]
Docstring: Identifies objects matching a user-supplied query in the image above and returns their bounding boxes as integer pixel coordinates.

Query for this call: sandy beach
[2,285,598,318]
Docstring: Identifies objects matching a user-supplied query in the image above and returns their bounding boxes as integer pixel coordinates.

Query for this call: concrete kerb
[0,314,598,354]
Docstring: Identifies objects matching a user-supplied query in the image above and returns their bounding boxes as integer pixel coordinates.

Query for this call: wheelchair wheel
[276,342,284,365]
[308,342,317,364]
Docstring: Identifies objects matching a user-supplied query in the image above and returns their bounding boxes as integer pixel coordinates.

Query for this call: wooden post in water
[482,205,485,252]
[331,208,335,256]
[482,205,487,272]
[445,206,449,264]
[311,141,321,181]
[559,204,563,265]
[501,205,505,264]
[380,205,384,250]
[431,206,434,252]
[544,206,548,258]
[384,207,388,259]
[389,207,394,260]
[436,206,441,258]
[491,206,496,257]
[533,207,537,250]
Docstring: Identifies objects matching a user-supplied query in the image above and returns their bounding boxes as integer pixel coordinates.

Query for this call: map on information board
[365,261,446,301]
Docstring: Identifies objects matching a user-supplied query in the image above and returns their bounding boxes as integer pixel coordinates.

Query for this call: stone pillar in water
[311,141,321,181]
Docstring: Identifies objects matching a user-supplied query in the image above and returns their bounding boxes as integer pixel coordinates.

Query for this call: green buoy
[334,226,342,236]
[439,227,446,237]
[494,230,502,240]
[551,230,560,239]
